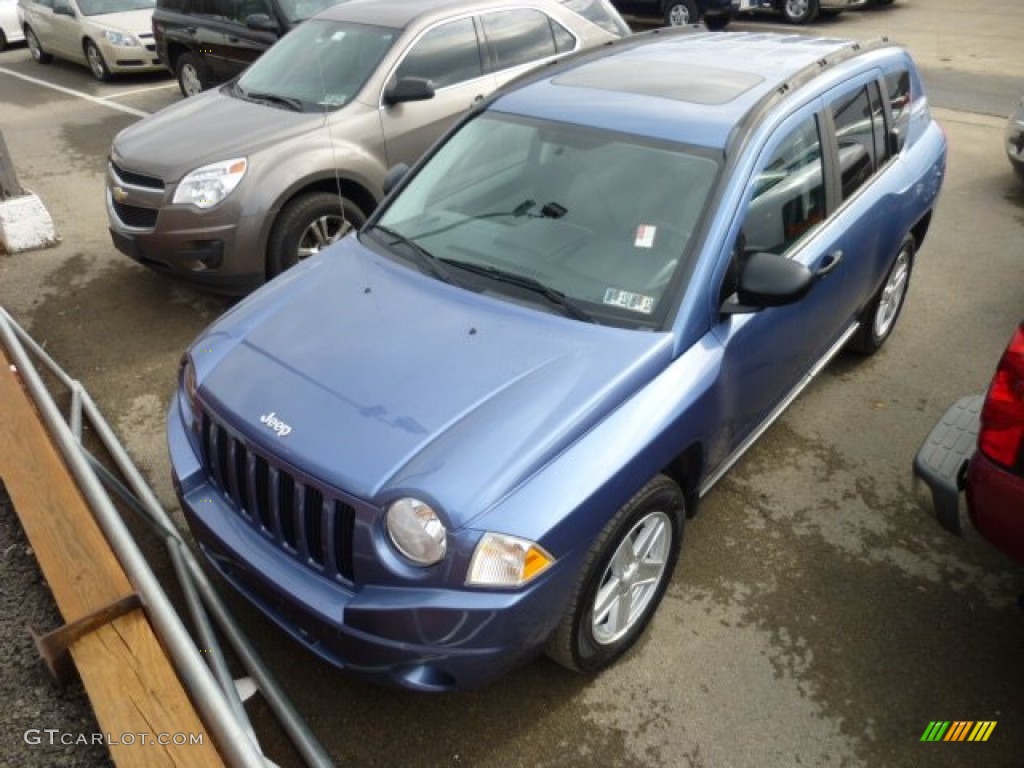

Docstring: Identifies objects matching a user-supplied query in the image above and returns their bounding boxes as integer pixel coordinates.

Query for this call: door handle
[814,250,843,278]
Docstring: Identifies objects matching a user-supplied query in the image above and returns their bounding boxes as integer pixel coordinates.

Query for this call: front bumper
[106,160,264,294]
[99,39,163,74]
[168,395,575,690]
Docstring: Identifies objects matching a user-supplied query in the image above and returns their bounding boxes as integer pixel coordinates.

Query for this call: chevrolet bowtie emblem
[112,186,129,203]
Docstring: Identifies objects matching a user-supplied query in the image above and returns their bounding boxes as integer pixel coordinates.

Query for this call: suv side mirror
[383,163,410,196]
[721,251,814,314]
[383,78,435,107]
[245,13,279,33]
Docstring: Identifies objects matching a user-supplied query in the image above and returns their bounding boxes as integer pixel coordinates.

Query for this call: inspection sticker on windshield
[603,288,655,314]
[634,224,657,249]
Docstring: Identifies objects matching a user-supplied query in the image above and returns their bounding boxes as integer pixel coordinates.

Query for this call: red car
[915,322,1024,563]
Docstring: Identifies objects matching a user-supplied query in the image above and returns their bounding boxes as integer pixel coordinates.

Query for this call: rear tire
[704,13,731,30]
[0,30,8,52]
[26,26,52,64]
[849,234,915,355]
[266,192,366,279]
[780,0,819,24]
[85,40,112,82]
[663,0,699,27]
[546,475,684,673]
[176,52,208,98]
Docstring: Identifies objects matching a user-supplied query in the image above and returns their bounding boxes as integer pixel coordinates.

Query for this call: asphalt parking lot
[1,1,1023,766]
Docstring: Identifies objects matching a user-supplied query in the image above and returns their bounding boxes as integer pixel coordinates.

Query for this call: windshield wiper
[439,259,593,323]
[366,224,461,286]
[237,85,304,112]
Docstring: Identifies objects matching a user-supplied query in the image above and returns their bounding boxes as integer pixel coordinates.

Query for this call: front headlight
[467,533,554,587]
[102,29,140,47]
[182,355,198,415]
[173,158,248,209]
[386,498,447,566]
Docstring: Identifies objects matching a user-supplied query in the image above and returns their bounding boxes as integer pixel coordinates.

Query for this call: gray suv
[107,0,628,293]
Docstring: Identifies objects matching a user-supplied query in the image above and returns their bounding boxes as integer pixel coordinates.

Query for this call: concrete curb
[0,191,60,254]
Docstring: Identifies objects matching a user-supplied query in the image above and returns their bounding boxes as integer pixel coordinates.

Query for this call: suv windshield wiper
[236,85,304,112]
[365,224,460,286]
[439,259,593,323]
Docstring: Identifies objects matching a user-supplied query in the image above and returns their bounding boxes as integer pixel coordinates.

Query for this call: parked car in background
[107,0,628,293]
[153,0,348,97]
[732,0,867,25]
[19,0,163,80]
[0,0,26,49]
[169,29,946,690]
[611,0,731,29]
[1006,96,1024,181]
[915,322,1024,564]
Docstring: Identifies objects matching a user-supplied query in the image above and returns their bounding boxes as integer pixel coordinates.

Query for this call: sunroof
[553,59,765,106]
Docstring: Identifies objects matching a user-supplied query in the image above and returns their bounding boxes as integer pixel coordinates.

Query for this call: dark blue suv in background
[612,0,732,27]
[171,28,946,690]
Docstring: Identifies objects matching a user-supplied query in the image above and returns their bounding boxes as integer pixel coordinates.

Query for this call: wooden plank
[0,347,225,767]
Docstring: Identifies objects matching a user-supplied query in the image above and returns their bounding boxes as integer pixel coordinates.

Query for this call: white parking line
[0,66,151,117]
[96,82,179,101]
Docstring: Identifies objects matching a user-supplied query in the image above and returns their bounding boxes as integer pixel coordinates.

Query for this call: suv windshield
[77,0,154,14]
[236,19,398,111]
[376,114,719,327]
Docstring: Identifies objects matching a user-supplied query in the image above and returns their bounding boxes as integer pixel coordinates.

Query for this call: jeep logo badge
[259,411,292,437]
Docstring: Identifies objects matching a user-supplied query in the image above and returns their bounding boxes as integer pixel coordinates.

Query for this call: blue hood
[196,238,674,528]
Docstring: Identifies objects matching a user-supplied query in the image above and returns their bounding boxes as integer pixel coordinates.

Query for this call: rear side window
[830,83,886,201]
[743,116,825,255]
[158,0,188,11]
[885,70,911,152]
[480,10,572,70]
[192,0,231,18]
[396,18,483,90]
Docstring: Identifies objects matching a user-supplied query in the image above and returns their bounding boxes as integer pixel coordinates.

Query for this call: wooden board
[0,346,225,767]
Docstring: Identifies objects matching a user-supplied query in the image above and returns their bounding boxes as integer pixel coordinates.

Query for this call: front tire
[547,475,684,673]
[849,234,915,355]
[266,192,366,279]
[85,40,111,82]
[780,0,819,24]
[26,26,52,64]
[663,0,699,27]
[176,51,209,98]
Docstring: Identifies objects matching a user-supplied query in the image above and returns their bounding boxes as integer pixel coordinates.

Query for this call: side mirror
[722,251,814,314]
[382,163,410,196]
[383,77,435,107]
[245,13,280,33]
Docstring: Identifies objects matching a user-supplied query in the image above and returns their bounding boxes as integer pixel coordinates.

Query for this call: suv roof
[492,30,896,150]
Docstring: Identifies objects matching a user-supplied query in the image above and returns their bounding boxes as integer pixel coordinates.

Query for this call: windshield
[376,114,719,327]
[76,0,153,14]
[276,0,348,24]
[236,20,398,111]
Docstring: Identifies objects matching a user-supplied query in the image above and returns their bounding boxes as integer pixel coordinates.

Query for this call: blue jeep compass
[170,29,946,690]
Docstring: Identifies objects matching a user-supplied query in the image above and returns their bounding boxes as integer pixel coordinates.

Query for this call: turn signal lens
[467,533,554,587]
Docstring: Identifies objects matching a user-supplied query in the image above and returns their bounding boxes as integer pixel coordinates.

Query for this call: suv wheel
[176,52,209,98]
[780,0,819,23]
[663,0,698,27]
[266,192,366,279]
[849,235,915,355]
[26,26,52,64]
[85,40,112,82]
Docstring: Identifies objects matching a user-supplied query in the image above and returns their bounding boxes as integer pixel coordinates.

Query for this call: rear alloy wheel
[547,475,684,673]
[849,235,914,355]
[266,192,366,279]
[26,27,52,64]
[176,52,209,98]
[663,0,699,27]
[85,40,112,82]
[781,0,819,24]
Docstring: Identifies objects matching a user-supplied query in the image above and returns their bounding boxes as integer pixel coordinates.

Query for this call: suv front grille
[111,161,164,191]
[200,410,356,583]
[111,199,157,228]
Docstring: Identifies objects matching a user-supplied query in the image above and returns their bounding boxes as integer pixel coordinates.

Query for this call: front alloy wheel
[781,0,819,23]
[547,474,684,673]
[266,191,366,279]
[85,40,111,82]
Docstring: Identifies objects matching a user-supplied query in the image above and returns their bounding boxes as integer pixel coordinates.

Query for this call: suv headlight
[173,158,248,209]
[467,533,553,587]
[386,498,447,566]
[102,30,140,47]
